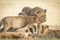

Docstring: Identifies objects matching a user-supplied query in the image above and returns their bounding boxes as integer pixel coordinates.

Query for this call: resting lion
[0,24,38,38]
[39,25,60,38]
[0,32,18,38]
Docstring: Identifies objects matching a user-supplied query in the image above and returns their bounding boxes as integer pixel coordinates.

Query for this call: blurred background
[0,0,60,29]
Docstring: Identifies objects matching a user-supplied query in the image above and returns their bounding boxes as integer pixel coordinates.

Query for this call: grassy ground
[0,36,60,40]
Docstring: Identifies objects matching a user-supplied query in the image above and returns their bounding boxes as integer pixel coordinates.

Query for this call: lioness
[0,8,46,32]
[16,23,38,38]
[40,25,60,38]
[19,7,47,34]
[19,7,31,15]
[1,23,37,38]
[16,26,33,38]
[19,7,46,16]
[0,24,34,38]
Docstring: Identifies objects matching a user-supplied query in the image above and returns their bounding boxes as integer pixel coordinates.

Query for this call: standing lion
[19,7,46,16]
[0,7,46,32]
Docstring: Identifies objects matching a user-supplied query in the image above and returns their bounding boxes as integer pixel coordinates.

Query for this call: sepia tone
[0,0,60,39]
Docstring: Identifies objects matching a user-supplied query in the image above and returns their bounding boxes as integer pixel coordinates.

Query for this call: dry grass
[0,25,60,40]
[0,36,60,40]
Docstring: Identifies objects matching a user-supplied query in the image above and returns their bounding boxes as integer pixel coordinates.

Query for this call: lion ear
[44,9,47,13]
[46,25,49,28]
[44,25,49,29]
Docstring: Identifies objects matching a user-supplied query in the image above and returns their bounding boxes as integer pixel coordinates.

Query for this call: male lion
[0,8,46,32]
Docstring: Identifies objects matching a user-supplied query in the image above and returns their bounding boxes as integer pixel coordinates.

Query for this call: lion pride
[0,8,46,32]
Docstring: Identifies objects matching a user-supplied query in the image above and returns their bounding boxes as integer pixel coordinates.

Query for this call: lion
[16,23,38,38]
[0,25,34,39]
[0,8,46,32]
[0,24,43,38]
[0,32,18,38]
[40,25,60,38]
[18,7,47,35]
[19,7,46,16]
[19,7,31,15]
[0,31,33,38]
[16,27,33,38]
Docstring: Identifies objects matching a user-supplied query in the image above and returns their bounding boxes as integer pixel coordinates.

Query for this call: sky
[0,0,60,28]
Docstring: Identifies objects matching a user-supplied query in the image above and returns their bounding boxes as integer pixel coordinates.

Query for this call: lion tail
[0,19,4,32]
[0,20,2,27]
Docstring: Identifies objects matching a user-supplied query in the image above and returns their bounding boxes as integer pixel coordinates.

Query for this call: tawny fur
[19,7,31,15]
[19,7,46,17]
[0,32,18,38]
[0,9,46,32]
[40,25,60,38]
[16,24,38,38]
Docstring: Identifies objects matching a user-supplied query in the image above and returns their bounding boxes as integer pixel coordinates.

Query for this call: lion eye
[37,11,41,14]
[37,11,39,13]
[25,30,28,33]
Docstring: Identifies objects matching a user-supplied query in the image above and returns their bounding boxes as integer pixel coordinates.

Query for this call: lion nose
[41,15,46,18]
[19,13,21,15]
[42,15,44,17]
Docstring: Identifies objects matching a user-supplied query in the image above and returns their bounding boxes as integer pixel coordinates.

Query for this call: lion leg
[4,23,11,32]
[37,23,42,36]
[4,27,11,32]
